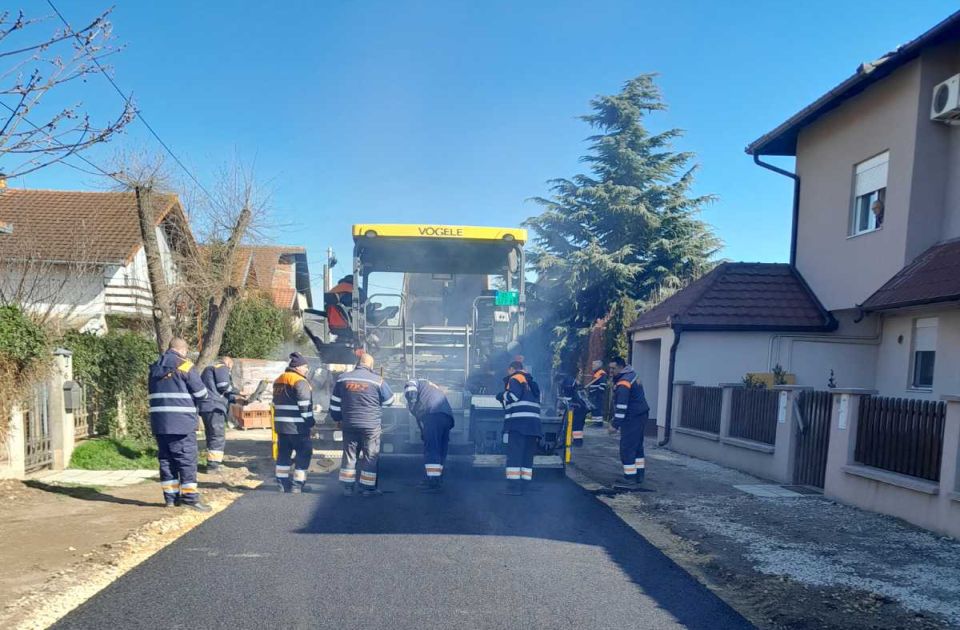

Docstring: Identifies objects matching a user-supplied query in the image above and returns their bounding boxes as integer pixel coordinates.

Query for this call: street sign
[495,290,519,306]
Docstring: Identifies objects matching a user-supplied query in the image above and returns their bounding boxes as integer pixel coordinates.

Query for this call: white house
[0,187,194,332]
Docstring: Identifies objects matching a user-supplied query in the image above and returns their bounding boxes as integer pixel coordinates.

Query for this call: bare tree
[0,7,133,178]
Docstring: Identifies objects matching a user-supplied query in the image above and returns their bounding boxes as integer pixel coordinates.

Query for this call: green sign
[495,290,519,306]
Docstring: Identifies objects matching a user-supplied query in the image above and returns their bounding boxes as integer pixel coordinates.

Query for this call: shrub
[220,295,285,359]
[0,306,50,438]
[69,437,158,470]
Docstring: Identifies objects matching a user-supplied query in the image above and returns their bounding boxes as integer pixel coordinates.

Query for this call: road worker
[496,359,542,496]
[198,356,240,473]
[607,356,651,486]
[147,337,210,512]
[272,352,315,494]
[330,352,393,497]
[586,360,608,426]
[559,374,589,447]
[404,378,455,492]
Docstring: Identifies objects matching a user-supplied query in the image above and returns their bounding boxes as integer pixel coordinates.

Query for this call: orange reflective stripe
[616,380,632,388]
[594,370,606,379]
[276,371,305,387]
[510,373,527,386]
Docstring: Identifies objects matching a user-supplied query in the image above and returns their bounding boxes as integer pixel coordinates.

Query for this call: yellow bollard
[271,405,278,461]
[565,408,573,463]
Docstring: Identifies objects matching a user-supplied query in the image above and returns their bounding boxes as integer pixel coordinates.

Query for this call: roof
[746,10,960,156]
[353,224,526,244]
[236,245,311,309]
[861,239,960,311]
[629,263,836,332]
[0,188,181,264]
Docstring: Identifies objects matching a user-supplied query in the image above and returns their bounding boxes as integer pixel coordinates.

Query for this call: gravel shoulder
[568,425,960,630]
[0,430,275,630]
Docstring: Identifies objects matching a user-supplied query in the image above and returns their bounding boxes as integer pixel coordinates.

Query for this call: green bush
[70,437,158,470]
[62,330,157,440]
[221,295,285,359]
[0,305,49,367]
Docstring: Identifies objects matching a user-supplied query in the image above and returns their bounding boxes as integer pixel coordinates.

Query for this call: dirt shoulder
[568,425,960,630]
[0,430,272,630]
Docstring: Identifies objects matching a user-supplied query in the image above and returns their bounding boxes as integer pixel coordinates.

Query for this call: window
[910,317,937,390]
[851,151,888,236]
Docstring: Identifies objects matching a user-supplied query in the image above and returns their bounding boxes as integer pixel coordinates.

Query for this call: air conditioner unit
[931,74,960,122]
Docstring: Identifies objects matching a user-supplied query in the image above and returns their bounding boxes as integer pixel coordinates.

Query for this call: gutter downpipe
[753,154,800,267]
[658,323,682,447]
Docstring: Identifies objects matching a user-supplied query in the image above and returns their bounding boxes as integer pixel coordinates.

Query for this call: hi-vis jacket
[329,366,393,429]
[272,369,315,435]
[148,350,208,435]
[497,371,542,436]
[586,368,608,412]
[199,362,236,414]
[403,379,454,423]
[611,366,650,429]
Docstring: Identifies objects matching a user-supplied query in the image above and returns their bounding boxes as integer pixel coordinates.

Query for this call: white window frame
[909,317,937,391]
[850,151,889,237]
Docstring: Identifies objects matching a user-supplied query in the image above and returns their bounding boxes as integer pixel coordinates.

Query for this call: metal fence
[729,387,780,445]
[73,384,98,441]
[679,385,723,433]
[855,396,945,482]
[24,384,53,472]
[794,390,833,488]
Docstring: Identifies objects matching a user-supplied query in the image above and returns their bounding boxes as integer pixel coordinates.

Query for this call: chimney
[0,174,6,189]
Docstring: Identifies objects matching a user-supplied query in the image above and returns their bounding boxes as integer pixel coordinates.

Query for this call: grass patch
[70,438,158,470]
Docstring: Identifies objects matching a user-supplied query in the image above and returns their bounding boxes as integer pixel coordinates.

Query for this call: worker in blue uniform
[607,356,651,486]
[559,374,589,446]
[586,360,608,426]
[198,356,240,472]
[404,378,455,492]
[496,360,542,496]
[147,337,211,512]
[330,353,393,497]
[272,353,315,494]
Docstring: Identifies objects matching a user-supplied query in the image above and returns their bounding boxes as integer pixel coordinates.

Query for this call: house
[0,187,193,331]
[234,245,313,315]
[628,11,960,537]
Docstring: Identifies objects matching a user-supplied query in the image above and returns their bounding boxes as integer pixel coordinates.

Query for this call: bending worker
[272,352,315,494]
[147,337,210,512]
[560,374,589,447]
[607,356,651,486]
[586,360,608,426]
[496,359,542,496]
[404,378,455,492]
[198,356,239,473]
[330,353,393,497]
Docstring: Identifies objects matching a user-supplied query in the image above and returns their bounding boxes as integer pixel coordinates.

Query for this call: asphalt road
[55,456,752,630]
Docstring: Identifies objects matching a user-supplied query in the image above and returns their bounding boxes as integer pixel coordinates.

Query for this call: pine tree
[526,74,720,370]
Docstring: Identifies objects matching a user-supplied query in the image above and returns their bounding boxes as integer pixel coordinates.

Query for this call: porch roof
[629,263,836,332]
[861,239,960,311]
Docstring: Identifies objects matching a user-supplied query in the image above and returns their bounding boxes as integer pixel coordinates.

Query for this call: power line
[45,0,215,201]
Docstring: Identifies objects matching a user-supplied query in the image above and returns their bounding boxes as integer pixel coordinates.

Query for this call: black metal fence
[24,384,53,472]
[855,396,945,482]
[794,390,833,488]
[729,387,780,445]
[679,385,723,434]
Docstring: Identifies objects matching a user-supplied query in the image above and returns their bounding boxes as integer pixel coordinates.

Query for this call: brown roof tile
[236,245,310,308]
[630,263,836,332]
[0,188,180,264]
[861,239,960,311]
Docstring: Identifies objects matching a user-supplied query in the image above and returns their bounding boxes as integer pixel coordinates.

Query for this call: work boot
[341,484,355,497]
[164,497,179,508]
[503,482,523,496]
[182,502,213,513]
[291,483,311,494]
[418,478,442,493]
[205,462,221,474]
[359,487,383,497]
[636,469,645,485]
[277,481,290,494]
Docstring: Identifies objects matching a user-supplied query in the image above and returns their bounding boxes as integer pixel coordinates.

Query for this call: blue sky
[16,0,959,291]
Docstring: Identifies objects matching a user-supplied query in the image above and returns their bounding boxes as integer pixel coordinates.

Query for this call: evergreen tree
[526,74,720,369]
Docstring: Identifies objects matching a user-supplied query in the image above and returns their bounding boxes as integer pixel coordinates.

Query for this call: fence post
[939,396,960,499]
[48,348,75,469]
[823,388,877,496]
[773,385,810,484]
[1,405,27,479]
[718,384,741,439]
[670,381,692,437]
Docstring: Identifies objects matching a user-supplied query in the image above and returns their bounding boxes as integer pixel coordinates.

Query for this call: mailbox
[63,380,83,413]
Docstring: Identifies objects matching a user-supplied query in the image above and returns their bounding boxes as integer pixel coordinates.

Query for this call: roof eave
[861,294,960,313]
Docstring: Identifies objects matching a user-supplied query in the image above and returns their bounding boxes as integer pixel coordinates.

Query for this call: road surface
[55,456,752,629]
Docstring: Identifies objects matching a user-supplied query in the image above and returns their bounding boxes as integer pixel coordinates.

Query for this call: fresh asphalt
[55,456,752,630]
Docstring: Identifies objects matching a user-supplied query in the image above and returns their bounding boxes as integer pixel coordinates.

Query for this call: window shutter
[914,317,938,352]
[855,152,889,197]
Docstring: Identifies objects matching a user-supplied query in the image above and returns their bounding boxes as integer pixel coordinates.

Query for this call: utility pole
[322,247,336,343]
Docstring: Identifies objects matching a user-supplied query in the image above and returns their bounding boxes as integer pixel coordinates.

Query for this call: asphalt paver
[55,456,752,629]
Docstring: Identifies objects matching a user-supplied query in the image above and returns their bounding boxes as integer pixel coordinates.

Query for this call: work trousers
[619,416,647,479]
[157,433,199,505]
[505,431,537,487]
[200,409,227,466]
[571,406,587,446]
[422,413,453,479]
[340,425,382,489]
[276,433,313,490]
